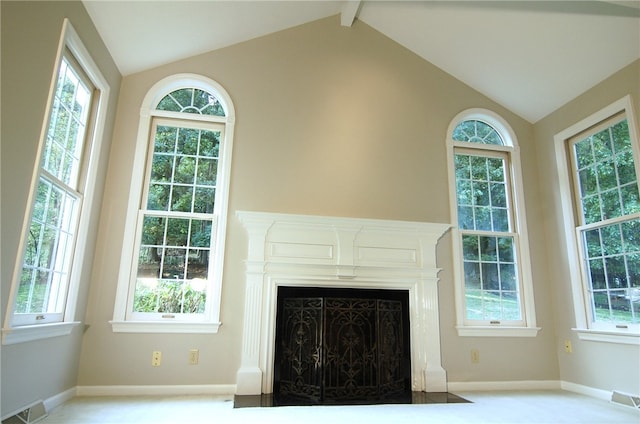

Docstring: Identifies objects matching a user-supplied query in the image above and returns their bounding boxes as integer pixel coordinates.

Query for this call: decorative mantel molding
[235,211,451,395]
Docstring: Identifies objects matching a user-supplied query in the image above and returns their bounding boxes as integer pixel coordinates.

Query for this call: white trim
[43,387,77,415]
[553,95,640,338]
[1,321,81,345]
[456,326,540,337]
[109,320,221,334]
[574,328,640,345]
[76,384,235,397]
[111,74,235,332]
[235,211,451,395]
[448,380,560,392]
[448,380,630,404]
[560,381,613,401]
[2,18,110,342]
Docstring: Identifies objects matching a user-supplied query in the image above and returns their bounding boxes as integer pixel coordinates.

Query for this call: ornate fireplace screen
[274,287,411,405]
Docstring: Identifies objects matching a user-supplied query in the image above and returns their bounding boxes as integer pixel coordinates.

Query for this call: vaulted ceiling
[82,1,640,123]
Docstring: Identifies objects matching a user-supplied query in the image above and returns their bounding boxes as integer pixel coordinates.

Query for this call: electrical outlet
[564,340,572,353]
[471,349,480,364]
[189,349,199,365]
[152,351,162,366]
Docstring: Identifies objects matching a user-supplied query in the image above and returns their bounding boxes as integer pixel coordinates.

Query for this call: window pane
[199,130,220,157]
[16,178,77,315]
[452,120,504,145]
[147,125,219,215]
[196,158,218,186]
[134,215,212,315]
[464,261,481,290]
[479,236,497,261]
[462,234,518,321]
[501,292,521,320]
[582,218,640,324]
[42,57,91,188]
[174,156,196,184]
[166,217,189,247]
[621,184,640,215]
[190,219,212,247]
[194,187,216,214]
[573,119,639,224]
[492,208,509,232]
[170,185,193,212]
[156,88,225,117]
[177,128,199,155]
[455,153,511,233]
[154,126,178,153]
[470,156,488,180]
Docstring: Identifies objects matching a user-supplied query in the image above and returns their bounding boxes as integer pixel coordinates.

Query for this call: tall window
[447,110,538,336]
[14,54,93,325]
[3,20,110,344]
[111,76,235,333]
[556,96,639,338]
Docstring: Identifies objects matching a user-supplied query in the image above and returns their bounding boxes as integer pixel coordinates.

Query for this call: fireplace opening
[273,286,411,405]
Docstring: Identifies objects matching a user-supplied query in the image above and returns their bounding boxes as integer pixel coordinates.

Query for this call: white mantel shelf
[235,211,451,395]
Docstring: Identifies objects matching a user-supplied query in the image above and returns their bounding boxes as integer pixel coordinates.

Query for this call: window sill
[456,326,541,337]
[2,321,81,345]
[573,328,640,345]
[110,320,221,334]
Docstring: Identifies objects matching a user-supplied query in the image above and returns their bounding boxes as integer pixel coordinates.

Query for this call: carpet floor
[4,390,638,424]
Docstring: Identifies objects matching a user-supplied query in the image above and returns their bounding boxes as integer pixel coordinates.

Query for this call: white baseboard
[448,380,560,392]
[76,384,236,397]
[448,379,628,406]
[560,381,612,401]
[43,387,77,412]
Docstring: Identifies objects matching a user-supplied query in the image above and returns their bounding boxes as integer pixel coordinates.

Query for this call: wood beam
[341,0,362,27]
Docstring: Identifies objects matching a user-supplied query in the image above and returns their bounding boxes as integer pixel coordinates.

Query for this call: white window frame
[2,19,110,345]
[554,95,640,345]
[110,74,235,334]
[447,109,539,337]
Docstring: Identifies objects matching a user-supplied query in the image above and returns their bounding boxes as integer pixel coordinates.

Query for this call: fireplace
[235,211,450,396]
[274,286,411,405]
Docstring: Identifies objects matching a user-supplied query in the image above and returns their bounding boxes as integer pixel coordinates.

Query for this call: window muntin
[156,88,225,116]
[129,119,223,320]
[448,111,537,335]
[453,119,504,145]
[12,53,94,326]
[568,114,640,327]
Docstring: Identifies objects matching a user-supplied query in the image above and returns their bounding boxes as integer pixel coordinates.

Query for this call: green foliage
[133,280,206,314]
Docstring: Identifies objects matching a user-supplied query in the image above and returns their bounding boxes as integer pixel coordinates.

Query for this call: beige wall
[77,16,559,388]
[1,1,121,417]
[534,60,640,395]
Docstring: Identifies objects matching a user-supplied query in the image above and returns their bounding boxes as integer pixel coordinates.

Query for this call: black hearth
[273,287,412,406]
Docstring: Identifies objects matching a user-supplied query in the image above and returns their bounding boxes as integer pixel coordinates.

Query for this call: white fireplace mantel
[235,211,451,395]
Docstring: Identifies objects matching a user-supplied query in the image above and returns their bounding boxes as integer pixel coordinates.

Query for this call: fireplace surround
[235,211,450,395]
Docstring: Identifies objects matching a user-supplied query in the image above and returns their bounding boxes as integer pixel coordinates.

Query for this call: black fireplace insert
[273,286,412,406]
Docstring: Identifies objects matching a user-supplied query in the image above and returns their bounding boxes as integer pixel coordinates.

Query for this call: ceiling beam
[341,0,362,27]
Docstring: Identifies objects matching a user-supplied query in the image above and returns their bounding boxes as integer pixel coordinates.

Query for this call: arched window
[111,75,235,333]
[447,110,538,337]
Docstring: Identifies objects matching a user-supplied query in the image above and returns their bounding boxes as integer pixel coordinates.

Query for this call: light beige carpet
[5,390,639,424]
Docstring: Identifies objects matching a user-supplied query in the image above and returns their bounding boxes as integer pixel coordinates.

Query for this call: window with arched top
[111,75,235,333]
[447,110,538,337]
